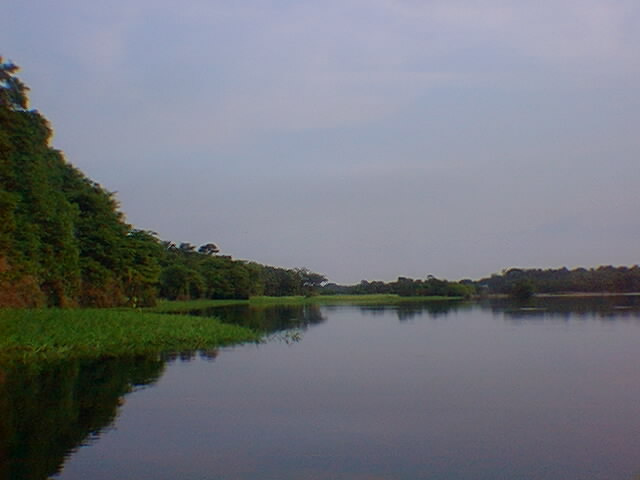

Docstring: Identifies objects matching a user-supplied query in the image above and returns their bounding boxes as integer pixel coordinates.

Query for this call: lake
[3,297,640,480]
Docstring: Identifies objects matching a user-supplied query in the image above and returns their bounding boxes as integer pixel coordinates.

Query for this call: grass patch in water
[0,309,261,363]
[149,298,250,312]
[148,294,464,312]
[251,294,464,305]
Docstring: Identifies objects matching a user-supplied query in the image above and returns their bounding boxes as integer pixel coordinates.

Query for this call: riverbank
[0,309,261,363]
[148,294,465,313]
[253,294,465,305]
[0,295,463,362]
[534,292,640,298]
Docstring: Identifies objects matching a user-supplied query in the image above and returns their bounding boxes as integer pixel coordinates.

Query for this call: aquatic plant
[0,309,261,362]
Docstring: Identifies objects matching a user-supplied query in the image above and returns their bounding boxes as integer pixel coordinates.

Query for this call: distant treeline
[0,59,325,307]
[322,265,640,300]
[477,266,640,296]
[3,59,638,308]
[321,276,474,298]
[158,242,326,302]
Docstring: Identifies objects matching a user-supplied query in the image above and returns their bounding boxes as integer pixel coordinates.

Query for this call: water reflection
[346,300,471,321]
[185,304,326,333]
[483,295,640,321]
[0,356,165,480]
[185,301,473,326]
[161,349,221,362]
[53,299,640,480]
[7,298,640,480]
[395,301,470,321]
[0,305,330,479]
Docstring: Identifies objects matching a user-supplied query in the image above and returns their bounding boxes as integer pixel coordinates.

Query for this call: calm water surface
[4,298,640,480]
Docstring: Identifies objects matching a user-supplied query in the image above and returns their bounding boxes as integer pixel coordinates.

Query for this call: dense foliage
[0,59,162,307]
[477,266,640,296]
[0,59,326,307]
[3,58,638,307]
[156,241,326,301]
[322,266,640,300]
[322,276,475,298]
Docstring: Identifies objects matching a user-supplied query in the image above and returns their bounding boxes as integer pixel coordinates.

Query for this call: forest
[321,276,474,298]
[322,266,640,299]
[476,266,640,297]
[1,58,639,308]
[0,59,325,308]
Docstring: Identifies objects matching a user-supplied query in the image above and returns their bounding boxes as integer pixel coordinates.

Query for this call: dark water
[3,297,640,480]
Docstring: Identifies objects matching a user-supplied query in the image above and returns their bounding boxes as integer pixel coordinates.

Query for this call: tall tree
[0,59,161,307]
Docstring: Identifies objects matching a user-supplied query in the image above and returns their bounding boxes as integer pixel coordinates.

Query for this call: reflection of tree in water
[161,349,221,363]
[187,304,326,334]
[396,301,471,321]
[483,296,640,321]
[0,356,165,480]
[356,301,470,322]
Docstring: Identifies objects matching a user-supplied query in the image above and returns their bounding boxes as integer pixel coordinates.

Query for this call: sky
[2,0,639,284]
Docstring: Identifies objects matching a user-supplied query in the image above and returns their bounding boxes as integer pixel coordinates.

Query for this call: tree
[510,280,535,300]
[0,59,163,306]
[0,58,28,110]
[198,243,219,255]
[160,265,205,300]
[123,230,162,306]
[179,242,196,253]
[295,268,327,296]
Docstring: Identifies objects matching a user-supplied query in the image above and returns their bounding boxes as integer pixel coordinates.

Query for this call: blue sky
[3,0,639,282]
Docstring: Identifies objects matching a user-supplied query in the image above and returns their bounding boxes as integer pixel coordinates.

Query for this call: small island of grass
[0,309,261,363]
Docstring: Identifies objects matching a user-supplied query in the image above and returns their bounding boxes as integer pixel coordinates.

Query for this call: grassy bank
[148,294,465,312]
[250,294,465,305]
[148,298,250,312]
[0,309,261,363]
[0,295,461,362]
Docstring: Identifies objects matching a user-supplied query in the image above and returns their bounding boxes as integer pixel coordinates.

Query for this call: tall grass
[0,309,261,362]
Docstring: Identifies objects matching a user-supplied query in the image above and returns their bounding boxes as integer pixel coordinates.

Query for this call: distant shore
[533,292,640,298]
[149,294,466,313]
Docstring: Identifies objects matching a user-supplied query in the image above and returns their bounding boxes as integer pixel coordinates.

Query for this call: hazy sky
[3,1,639,283]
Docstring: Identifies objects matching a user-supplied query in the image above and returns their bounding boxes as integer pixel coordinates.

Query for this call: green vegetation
[149,294,465,312]
[148,296,467,340]
[0,295,462,364]
[321,276,475,298]
[249,294,465,305]
[149,298,250,312]
[0,59,163,307]
[477,266,640,296]
[0,309,260,362]
[0,58,326,308]
[510,279,535,300]
[157,244,327,301]
[3,57,638,312]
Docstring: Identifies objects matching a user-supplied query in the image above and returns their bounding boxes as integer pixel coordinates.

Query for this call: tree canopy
[3,58,636,307]
[476,266,640,296]
[0,58,326,306]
